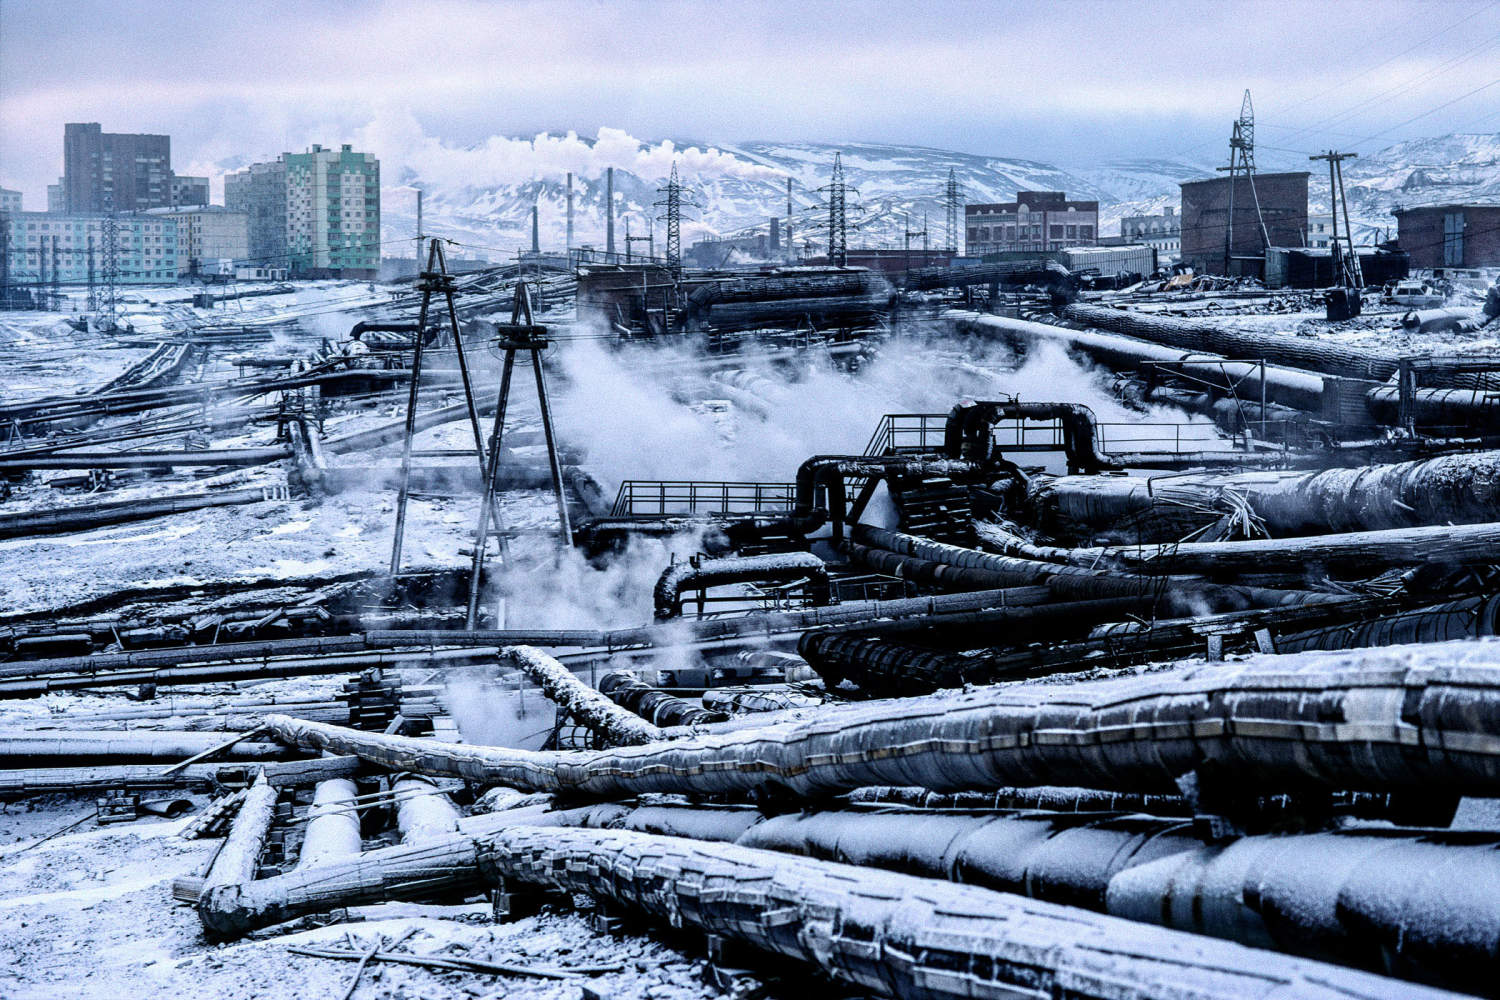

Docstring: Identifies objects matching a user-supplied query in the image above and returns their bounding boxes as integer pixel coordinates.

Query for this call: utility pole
[1215,89,1268,276]
[1310,150,1363,289]
[903,212,928,277]
[414,187,423,265]
[943,167,962,253]
[531,204,540,254]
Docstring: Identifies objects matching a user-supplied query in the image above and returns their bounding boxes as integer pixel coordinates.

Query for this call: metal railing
[610,480,805,518]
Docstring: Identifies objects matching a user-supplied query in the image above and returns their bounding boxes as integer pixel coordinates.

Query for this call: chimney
[605,167,616,255]
[770,217,780,252]
[531,205,540,253]
[566,172,574,251]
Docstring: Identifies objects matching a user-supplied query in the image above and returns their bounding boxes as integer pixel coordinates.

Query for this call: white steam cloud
[355,111,785,190]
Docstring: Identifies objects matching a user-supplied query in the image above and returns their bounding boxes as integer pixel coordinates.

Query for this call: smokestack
[566,172,574,251]
[786,177,794,262]
[415,188,423,260]
[606,167,615,256]
[531,205,540,253]
[770,217,780,252]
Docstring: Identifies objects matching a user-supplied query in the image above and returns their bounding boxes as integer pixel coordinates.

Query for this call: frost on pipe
[499,645,663,747]
[1028,450,1500,541]
[293,779,362,869]
[481,827,1459,1000]
[734,808,1500,995]
[261,645,1500,800]
[973,517,1500,575]
[197,822,1459,1000]
[653,551,830,620]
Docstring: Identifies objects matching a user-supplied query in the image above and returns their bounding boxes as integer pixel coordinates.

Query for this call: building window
[1066,225,1077,239]
[1081,225,1093,239]
[1049,225,1064,240]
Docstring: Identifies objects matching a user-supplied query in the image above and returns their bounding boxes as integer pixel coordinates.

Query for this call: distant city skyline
[3,0,1499,207]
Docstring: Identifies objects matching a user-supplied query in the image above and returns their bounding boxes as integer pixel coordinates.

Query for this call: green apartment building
[227,143,379,279]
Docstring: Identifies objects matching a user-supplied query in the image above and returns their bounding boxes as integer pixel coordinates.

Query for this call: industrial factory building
[965,192,1098,256]
[1179,170,1309,276]
[1393,202,1500,268]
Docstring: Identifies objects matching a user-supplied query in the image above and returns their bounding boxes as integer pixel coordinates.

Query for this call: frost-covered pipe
[948,309,1328,410]
[792,455,992,539]
[199,822,1460,1000]
[294,778,362,869]
[734,809,1500,996]
[652,551,829,620]
[0,730,291,766]
[499,645,662,747]
[394,774,461,842]
[974,517,1500,574]
[199,771,278,917]
[1029,449,1500,540]
[260,644,1500,800]
[1063,302,1407,382]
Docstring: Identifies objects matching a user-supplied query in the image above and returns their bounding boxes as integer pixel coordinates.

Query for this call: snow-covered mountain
[378,132,1500,261]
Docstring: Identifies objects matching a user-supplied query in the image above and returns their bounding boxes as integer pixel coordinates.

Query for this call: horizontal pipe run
[259,644,1500,800]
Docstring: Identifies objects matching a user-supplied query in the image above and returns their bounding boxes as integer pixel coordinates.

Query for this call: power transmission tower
[1311,150,1364,289]
[654,164,684,271]
[943,167,963,253]
[1215,89,1269,275]
[823,153,849,266]
[86,236,98,313]
[50,236,60,311]
[100,213,119,331]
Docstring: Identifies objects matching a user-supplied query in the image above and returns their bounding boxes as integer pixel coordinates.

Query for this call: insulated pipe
[500,645,663,747]
[294,779,362,869]
[0,447,293,471]
[259,644,1500,800]
[597,671,727,727]
[944,399,1116,473]
[200,772,278,910]
[1274,595,1500,653]
[973,517,1500,575]
[196,823,1459,1000]
[394,774,461,841]
[1029,449,1500,540]
[652,551,830,620]
[792,455,991,539]
[1063,302,1406,382]
[906,259,1078,295]
[734,809,1500,996]
[0,485,294,540]
[0,730,291,766]
[948,310,1327,411]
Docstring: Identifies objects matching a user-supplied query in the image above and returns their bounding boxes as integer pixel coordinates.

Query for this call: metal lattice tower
[1234,89,1255,171]
[1216,88,1268,275]
[826,153,848,266]
[943,167,963,253]
[50,236,60,311]
[100,213,119,331]
[656,164,684,270]
[86,236,98,313]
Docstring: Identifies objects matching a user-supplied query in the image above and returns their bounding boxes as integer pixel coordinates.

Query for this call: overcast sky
[3,0,1498,204]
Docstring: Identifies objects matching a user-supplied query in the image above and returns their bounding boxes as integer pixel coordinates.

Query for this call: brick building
[966,192,1097,255]
[1179,171,1308,276]
[1392,203,1500,269]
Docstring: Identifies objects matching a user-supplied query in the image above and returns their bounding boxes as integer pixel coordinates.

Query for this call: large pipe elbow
[653,552,831,620]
